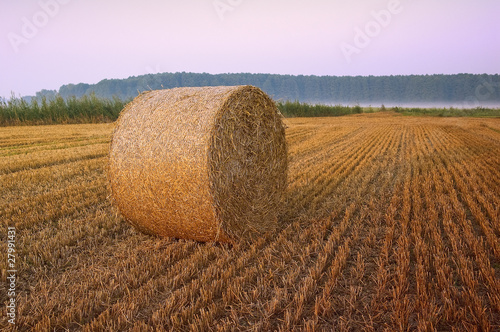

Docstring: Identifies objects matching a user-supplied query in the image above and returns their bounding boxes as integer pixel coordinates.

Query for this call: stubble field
[1,112,499,331]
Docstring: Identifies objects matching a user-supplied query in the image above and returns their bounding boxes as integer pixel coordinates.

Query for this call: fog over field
[339,101,500,109]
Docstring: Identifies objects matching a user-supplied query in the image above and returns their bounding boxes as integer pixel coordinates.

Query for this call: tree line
[31,72,500,105]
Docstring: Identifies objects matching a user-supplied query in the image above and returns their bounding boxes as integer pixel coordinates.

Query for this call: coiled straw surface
[108,86,287,243]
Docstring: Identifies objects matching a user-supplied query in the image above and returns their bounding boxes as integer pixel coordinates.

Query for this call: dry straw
[108,86,287,243]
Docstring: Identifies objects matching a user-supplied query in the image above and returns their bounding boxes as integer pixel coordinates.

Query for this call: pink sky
[1,0,499,98]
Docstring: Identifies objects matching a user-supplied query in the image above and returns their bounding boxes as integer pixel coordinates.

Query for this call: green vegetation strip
[1,94,499,126]
[0,94,126,126]
[393,106,500,118]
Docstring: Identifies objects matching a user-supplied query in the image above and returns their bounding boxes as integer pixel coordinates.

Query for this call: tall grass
[277,100,363,117]
[0,94,126,126]
[0,97,365,126]
[393,106,500,118]
[2,94,499,126]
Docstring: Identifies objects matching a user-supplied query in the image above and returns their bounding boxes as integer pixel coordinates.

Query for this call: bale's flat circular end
[108,86,287,243]
[209,86,287,241]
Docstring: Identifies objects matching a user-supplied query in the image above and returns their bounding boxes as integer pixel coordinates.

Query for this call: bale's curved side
[108,86,287,243]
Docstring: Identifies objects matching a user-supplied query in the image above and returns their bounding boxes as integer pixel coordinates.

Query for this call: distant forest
[31,72,500,105]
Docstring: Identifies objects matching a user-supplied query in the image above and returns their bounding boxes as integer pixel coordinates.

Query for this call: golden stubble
[0,114,499,330]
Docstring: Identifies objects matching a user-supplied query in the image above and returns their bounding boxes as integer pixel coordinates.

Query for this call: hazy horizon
[2,0,499,99]
[337,101,500,109]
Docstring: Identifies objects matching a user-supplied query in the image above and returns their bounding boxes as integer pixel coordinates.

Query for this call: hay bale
[108,85,287,243]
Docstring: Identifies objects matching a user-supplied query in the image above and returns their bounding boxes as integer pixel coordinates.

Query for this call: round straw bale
[108,86,287,243]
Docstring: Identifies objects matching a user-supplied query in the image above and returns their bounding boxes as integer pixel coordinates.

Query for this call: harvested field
[1,112,499,331]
